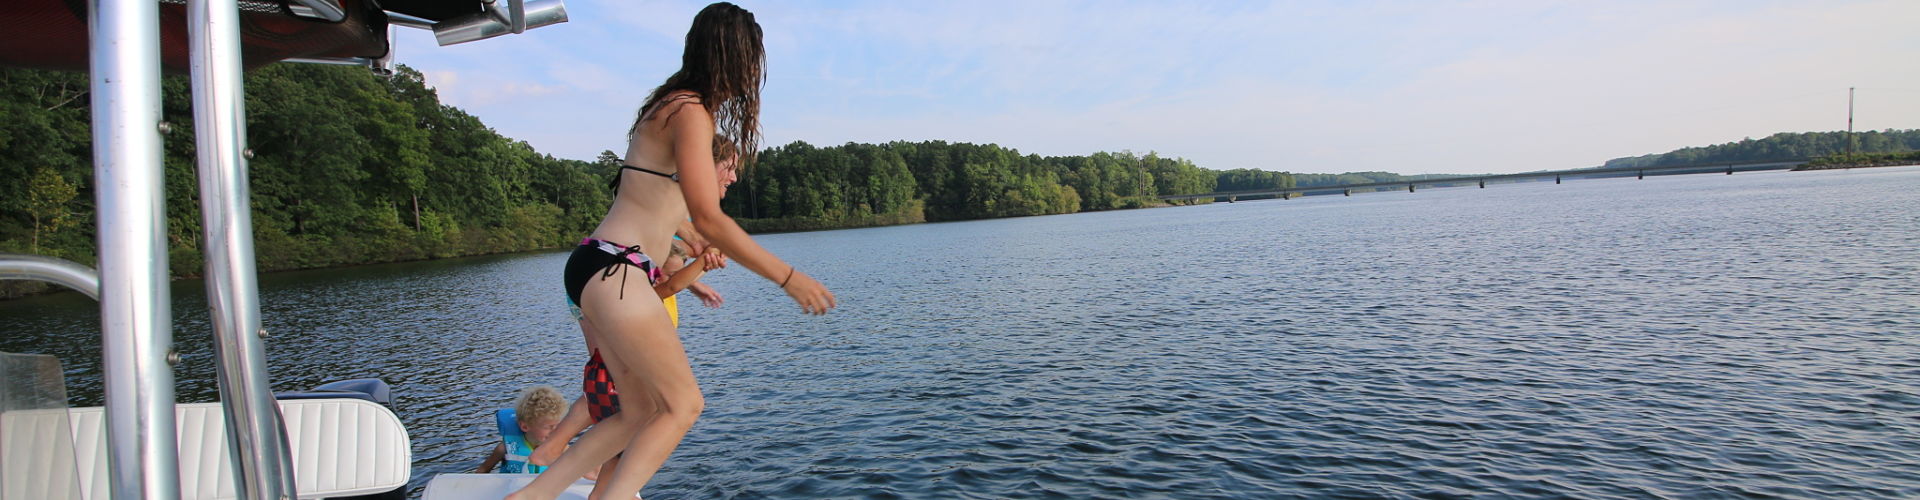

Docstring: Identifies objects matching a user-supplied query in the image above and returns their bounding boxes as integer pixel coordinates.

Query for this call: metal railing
[0,255,100,300]
[0,1,570,497]
[88,1,182,498]
[188,0,298,497]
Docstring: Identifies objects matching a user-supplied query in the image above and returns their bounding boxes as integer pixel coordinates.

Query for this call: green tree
[24,166,78,254]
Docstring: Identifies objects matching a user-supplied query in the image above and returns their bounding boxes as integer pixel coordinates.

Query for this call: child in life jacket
[476,385,568,473]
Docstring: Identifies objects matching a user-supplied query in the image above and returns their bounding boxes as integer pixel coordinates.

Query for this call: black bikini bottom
[563,237,659,306]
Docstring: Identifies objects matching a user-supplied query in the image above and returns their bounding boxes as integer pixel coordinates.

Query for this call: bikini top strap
[609,163,680,193]
[620,165,679,182]
[612,93,704,192]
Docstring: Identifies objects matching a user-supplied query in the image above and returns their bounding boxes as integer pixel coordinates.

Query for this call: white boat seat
[2,398,409,500]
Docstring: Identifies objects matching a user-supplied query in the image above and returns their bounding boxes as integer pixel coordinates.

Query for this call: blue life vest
[495,408,547,474]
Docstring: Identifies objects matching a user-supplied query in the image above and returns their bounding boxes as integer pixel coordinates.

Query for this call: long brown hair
[631,2,765,168]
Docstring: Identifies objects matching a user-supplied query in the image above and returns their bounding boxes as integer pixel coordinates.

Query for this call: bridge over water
[1161,159,1811,202]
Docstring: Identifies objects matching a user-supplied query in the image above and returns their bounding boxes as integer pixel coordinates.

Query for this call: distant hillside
[1601,130,1920,169]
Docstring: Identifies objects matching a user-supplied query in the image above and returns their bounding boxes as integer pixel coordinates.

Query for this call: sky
[391,0,1920,175]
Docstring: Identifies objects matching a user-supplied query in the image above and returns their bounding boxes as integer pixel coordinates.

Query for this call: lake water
[4,167,1919,498]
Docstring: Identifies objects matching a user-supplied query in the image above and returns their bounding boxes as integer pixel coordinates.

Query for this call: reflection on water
[4,167,1919,498]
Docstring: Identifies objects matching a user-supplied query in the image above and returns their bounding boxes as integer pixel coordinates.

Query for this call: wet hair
[514,385,566,425]
[631,2,765,169]
[713,135,739,164]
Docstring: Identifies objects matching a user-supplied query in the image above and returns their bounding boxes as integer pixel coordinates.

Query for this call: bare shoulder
[663,89,705,103]
[664,99,714,132]
[645,91,710,130]
[659,90,707,116]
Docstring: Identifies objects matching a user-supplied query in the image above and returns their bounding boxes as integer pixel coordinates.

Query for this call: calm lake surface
[4,167,1919,498]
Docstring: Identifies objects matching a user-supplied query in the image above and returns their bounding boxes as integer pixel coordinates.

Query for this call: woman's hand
[781,270,836,315]
[676,220,711,256]
[700,247,728,271]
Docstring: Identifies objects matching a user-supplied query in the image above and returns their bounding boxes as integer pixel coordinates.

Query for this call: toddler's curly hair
[514,385,566,425]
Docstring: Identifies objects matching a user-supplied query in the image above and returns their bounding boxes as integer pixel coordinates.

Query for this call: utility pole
[1847,87,1855,161]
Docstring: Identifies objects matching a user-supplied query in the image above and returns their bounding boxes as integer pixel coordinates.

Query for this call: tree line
[2,64,610,297]
[1601,130,1920,169]
[1799,150,1920,169]
[16,61,1904,298]
[713,141,1246,231]
[0,64,1292,297]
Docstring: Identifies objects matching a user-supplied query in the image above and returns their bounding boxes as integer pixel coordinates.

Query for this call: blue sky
[392,0,1920,174]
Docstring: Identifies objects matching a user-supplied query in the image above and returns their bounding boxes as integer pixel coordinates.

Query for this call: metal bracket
[287,0,346,22]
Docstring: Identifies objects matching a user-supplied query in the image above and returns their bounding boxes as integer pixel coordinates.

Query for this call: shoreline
[1792,161,1920,171]
[0,203,1189,300]
[8,163,1912,300]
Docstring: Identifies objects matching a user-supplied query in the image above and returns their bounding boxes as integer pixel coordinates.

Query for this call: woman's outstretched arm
[669,105,835,314]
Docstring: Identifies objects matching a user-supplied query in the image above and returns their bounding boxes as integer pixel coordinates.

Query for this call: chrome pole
[0,254,101,300]
[88,0,180,498]
[187,0,299,498]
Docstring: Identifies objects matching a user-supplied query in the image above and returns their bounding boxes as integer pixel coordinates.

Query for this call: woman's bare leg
[532,319,608,468]
[584,455,622,500]
[573,274,704,499]
[506,393,644,498]
[511,272,692,500]
[509,304,659,497]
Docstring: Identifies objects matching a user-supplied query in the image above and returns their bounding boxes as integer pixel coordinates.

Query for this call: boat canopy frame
[0,1,567,498]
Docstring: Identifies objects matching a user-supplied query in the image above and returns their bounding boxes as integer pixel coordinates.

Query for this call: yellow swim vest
[663,295,679,327]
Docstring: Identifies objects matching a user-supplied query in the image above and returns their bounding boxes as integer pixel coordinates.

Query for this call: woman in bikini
[509,3,835,499]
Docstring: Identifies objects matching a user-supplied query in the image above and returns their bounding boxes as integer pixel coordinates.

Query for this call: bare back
[590,94,703,260]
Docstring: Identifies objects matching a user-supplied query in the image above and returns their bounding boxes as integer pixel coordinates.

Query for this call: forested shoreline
[3,64,616,297]
[715,142,1230,232]
[1601,130,1920,169]
[0,64,1276,297]
[1795,150,1920,170]
[4,62,1916,298]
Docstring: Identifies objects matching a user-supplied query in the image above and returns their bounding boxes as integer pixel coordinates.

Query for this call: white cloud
[421,70,459,97]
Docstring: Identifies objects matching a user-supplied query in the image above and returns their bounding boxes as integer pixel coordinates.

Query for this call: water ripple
[2,168,1918,498]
